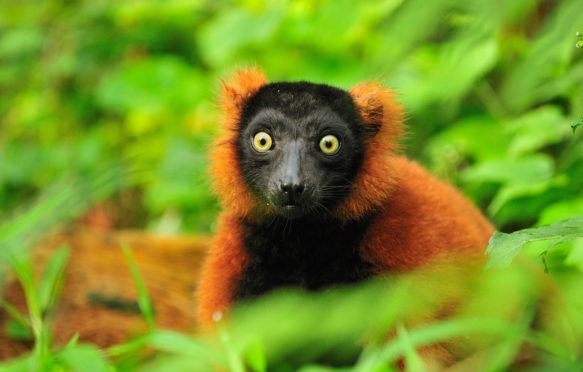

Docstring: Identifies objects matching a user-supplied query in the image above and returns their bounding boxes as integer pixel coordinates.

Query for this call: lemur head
[210,68,404,220]
[236,82,370,218]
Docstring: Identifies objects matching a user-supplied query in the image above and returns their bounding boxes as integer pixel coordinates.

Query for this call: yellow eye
[252,131,273,152]
[319,135,340,154]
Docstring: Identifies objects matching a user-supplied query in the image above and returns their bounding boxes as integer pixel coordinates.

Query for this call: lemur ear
[349,82,403,140]
[220,67,268,115]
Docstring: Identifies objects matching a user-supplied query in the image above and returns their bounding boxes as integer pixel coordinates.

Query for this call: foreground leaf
[57,344,112,372]
[37,245,70,312]
[572,116,583,133]
[485,217,583,268]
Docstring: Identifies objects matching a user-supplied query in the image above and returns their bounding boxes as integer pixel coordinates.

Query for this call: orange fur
[334,82,405,220]
[361,156,494,271]
[196,214,248,326]
[198,68,494,328]
[209,67,269,218]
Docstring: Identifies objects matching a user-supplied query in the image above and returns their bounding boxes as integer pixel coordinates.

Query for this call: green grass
[1,207,582,371]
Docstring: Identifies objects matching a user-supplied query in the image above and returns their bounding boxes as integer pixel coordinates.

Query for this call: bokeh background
[2,0,583,237]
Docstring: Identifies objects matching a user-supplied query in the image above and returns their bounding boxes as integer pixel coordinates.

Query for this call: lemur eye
[319,135,340,155]
[252,131,273,152]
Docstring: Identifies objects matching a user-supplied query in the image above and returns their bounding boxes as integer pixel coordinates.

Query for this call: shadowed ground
[0,231,210,359]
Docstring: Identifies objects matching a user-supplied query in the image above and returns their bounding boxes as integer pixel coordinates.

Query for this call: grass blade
[37,245,70,312]
[121,243,155,330]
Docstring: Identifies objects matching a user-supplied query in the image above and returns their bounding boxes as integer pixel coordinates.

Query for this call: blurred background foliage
[1,0,582,238]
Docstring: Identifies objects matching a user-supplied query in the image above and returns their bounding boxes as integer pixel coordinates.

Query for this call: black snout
[280,182,305,204]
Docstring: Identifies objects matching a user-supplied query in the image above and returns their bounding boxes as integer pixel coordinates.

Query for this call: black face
[237,82,367,219]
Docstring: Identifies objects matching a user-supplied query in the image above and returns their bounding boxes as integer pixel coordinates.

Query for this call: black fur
[236,82,368,215]
[234,215,374,301]
[233,81,375,299]
[240,82,365,129]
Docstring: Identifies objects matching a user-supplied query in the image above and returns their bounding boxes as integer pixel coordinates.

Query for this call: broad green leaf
[500,0,583,112]
[96,57,208,114]
[370,0,453,70]
[538,198,583,226]
[565,239,583,272]
[5,319,34,341]
[506,106,567,156]
[0,27,43,58]
[0,354,32,372]
[487,175,567,215]
[197,7,284,66]
[461,154,554,185]
[57,344,112,372]
[107,335,149,357]
[357,318,512,371]
[485,217,583,268]
[244,337,267,372]
[572,116,583,133]
[425,116,508,163]
[145,330,224,361]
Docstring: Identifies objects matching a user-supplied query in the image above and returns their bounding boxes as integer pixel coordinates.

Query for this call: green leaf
[506,106,566,156]
[121,243,155,330]
[64,333,80,351]
[219,324,245,372]
[395,323,425,372]
[487,175,567,215]
[357,318,511,371]
[565,239,583,271]
[461,154,554,185]
[244,337,267,372]
[2,254,42,335]
[485,217,583,268]
[5,319,34,341]
[106,335,149,357]
[37,245,70,312]
[145,330,223,360]
[57,344,112,372]
[0,298,30,330]
[0,28,44,58]
[197,7,283,66]
[96,57,208,114]
[0,189,68,245]
[0,353,32,372]
[572,116,583,133]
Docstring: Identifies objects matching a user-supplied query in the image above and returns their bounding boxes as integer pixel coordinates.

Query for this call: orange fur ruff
[209,68,406,221]
[198,68,494,327]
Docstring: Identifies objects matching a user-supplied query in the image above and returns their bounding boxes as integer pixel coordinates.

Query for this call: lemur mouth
[278,199,307,218]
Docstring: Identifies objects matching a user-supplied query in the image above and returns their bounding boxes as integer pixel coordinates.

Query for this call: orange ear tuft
[219,67,268,130]
[209,67,269,217]
[349,82,404,141]
[334,82,406,220]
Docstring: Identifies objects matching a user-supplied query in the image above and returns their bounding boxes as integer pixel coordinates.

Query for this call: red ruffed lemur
[197,67,494,326]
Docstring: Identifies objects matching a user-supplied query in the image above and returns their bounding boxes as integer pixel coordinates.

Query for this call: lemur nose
[280,182,305,198]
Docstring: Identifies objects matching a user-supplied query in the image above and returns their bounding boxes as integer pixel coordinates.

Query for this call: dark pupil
[325,140,332,148]
[259,138,266,146]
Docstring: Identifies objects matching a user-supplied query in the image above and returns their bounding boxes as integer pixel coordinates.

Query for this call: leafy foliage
[1,0,581,234]
[486,217,583,269]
